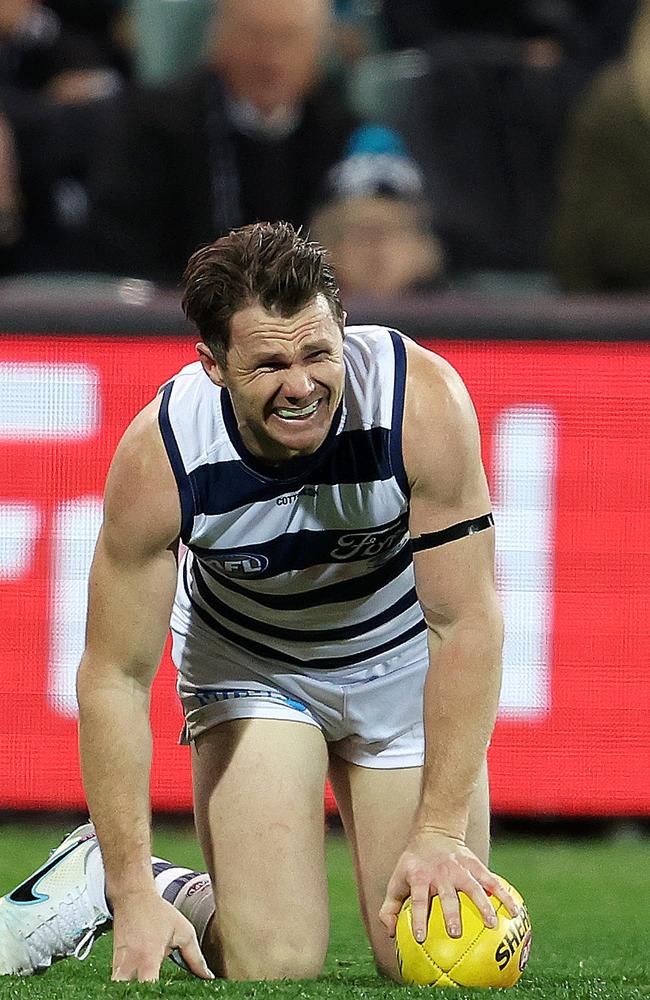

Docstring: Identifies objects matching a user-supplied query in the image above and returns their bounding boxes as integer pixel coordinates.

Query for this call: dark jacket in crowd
[399,36,588,273]
[0,11,108,93]
[87,68,360,284]
[381,0,638,68]
[1,84,118,274]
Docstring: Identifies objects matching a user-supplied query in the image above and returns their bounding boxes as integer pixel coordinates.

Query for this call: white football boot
[0,823,111,976]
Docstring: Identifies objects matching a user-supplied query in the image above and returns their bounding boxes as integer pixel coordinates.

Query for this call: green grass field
[0,822,648,1000]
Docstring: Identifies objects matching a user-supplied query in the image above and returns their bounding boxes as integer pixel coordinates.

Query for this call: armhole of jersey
[388,329,410,498]
[157,381,197,544]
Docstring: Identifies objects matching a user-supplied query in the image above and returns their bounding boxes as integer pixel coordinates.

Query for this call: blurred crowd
[0,0,647,296]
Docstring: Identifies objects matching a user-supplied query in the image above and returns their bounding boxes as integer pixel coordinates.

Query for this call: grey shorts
[171,626,428,769]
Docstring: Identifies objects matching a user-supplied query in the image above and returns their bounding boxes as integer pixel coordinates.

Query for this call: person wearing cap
[310,125,445,298]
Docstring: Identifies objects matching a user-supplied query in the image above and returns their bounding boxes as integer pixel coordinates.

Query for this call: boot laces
[24,889,106,971]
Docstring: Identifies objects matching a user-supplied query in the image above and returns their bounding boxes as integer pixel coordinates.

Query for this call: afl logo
[213,553,269,577]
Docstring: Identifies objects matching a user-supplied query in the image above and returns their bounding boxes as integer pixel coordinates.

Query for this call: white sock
[151,859,215,946]
[85,845,215,946]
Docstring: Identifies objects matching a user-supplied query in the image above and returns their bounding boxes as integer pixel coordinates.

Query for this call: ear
[196,342,226,387]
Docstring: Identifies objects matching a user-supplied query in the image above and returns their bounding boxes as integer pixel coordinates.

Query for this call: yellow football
[395,880,532,988]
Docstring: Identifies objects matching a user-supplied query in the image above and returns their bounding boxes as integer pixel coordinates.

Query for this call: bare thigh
[329,755,490,980]
[192,718,330,980]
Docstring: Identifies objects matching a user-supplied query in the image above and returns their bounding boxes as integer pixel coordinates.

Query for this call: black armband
[411,513,494,552]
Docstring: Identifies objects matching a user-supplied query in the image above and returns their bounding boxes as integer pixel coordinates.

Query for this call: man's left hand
[379,830,519,942]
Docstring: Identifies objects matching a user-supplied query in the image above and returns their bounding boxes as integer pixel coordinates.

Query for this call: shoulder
[402,338,482,501]
[102,396,181,559]
[343,325,403,394]
[343,323,395,351]
[403,337,476,423]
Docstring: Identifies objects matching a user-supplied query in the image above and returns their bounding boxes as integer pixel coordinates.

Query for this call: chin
[273,430,323,458]
[266,421,328,459]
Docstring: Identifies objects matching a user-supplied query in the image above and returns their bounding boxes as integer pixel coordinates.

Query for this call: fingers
[409,879,432,943]
[380,851,513,946]
[379,870,409,937]
[441,871,499,938]
[170,926,215,981]
[436,884,463,939]
[378,891,401,937]
[110,917,215,982]
[112,946,163,982]
[481,872,520,918]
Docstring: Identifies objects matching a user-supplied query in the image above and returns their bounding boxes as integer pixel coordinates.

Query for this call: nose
[281,365,314,402]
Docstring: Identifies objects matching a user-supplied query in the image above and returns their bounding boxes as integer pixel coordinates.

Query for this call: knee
[260,943,325,980]
[375,956,402,983]
[205,924,326,981]
[226,942,325,981]
[370,938,401,983]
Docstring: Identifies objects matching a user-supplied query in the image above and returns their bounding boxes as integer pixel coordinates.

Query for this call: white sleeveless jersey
[158,325,426,671]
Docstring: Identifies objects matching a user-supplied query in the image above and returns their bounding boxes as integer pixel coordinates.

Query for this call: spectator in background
[310,126,445,298]
[380,0,638,73]
[0,0,122,103]
[396,4,592,277]
[552,1,650,292]
[86,0,386,285]
[0,0,124,276]
[43,0,125,47]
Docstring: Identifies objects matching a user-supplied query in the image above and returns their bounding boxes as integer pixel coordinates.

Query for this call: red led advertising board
[0,337,648,814]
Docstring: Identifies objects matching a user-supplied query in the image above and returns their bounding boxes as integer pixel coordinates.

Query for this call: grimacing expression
[198,295,345,464]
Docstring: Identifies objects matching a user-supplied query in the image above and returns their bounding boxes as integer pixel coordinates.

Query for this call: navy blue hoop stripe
[187,426,393,516]
[152,861,174,877]
[388,330,409,497]
[188,598,426,669]
[198,541,413,609]
[192,559,419,642]
[411,513,495,552]
[161,872,200,903]
[189,511,409,577]
[183,553,426,669]
[158,381,197,543]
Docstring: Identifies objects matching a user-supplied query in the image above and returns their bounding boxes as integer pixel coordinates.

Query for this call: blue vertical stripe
[158,382,197,543]
[389,330,409,497]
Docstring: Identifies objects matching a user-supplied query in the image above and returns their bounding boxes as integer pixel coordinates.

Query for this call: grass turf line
[0,824,648,999]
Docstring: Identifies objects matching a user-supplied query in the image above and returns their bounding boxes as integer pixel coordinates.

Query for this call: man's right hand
[111,893,215,982]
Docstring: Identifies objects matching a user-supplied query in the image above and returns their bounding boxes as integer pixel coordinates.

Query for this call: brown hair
[182,221,344,363]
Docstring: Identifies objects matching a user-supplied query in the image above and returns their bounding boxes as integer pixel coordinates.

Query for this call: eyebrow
[250,341,332,365]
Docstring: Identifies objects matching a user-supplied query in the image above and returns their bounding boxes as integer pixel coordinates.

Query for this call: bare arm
[76,399,212,982]
[380,339,517,939]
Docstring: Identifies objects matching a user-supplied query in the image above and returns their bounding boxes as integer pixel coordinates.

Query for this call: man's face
[199,295,345,465]
[211,0,328,115]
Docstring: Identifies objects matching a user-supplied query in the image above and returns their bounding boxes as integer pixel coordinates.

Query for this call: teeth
[275,401,319,419]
